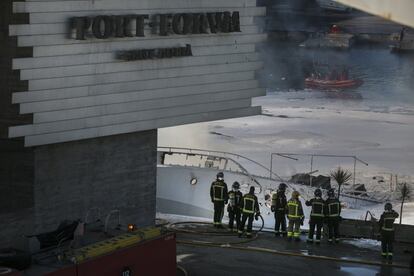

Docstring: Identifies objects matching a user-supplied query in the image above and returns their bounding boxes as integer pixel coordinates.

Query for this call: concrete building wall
[0,130,157,249]
[33,130,157,233]
[0,209,34,249]
[9,0,266,147]
[0,140,34,213]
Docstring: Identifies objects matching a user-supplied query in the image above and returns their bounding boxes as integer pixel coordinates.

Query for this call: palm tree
[330,167,352,199]
[397,183,412,224]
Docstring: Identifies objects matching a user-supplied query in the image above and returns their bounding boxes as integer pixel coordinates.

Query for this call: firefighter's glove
[300,218,304,226]
[255,213,260,221]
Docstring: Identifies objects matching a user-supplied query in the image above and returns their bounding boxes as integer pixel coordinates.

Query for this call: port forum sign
[70,12,241,61]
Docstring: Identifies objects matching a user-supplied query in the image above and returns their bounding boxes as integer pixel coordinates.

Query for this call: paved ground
[175,224,414,276]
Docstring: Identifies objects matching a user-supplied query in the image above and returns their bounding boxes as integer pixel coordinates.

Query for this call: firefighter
[378,203,399,262]
[287,191,304,242]
[227,182,243,232]
[238,186,260,238]
[305,189,325,244]
[271,183,288,237]
[210,172,228,228]
[325,188,341,243]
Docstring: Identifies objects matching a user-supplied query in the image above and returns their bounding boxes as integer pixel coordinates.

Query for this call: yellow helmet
[292,191,300,199]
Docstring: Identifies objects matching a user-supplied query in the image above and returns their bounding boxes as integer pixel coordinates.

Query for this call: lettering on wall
[70,12,241,40]
[117,44,193,61]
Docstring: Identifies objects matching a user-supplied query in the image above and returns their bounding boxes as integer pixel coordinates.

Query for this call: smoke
[257,0,328,91]
[257,0,414,102]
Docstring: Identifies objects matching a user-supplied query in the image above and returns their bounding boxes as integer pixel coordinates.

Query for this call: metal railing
[84,207,102,224]
[104,209,121,233]
[159,146,285,182]
[365,210,376,221]
[158,146,278,193]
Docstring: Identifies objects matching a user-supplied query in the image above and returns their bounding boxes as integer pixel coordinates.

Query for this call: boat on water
[305,77,363,90]
[156,147,395,231]
[390,27,414,53]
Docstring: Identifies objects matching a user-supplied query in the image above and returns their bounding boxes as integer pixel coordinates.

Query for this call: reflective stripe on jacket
[325,198,341,217]
[287,199,303,219]
[241,194,259,214]
[210,180,228,202]
[379,211,399,231]
[308,198,325,217]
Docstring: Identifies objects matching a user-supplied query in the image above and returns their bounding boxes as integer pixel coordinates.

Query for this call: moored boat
[305,77,363,89]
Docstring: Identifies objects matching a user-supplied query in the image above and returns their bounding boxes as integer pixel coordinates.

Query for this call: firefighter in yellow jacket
[287,191,304,241]
[210,172,228,228]
[238,186,260,238]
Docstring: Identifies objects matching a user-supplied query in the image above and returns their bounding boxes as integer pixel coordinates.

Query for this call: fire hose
[166,214,265,245]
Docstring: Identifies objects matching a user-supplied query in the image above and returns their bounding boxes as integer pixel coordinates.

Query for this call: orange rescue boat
[305,78,363,89]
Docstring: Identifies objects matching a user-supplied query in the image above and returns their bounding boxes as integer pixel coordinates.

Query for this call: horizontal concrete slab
[20,81,262,115]
[27,7,265,24]
[31,33,267,57]
[26,61,262,91]
[13,44,255,70]
[13,71,255,103]
[19,52,259,80]
[23,106,261,146]
[14,0,257,13]
[29,81,261,121]
[11,90,263,137]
